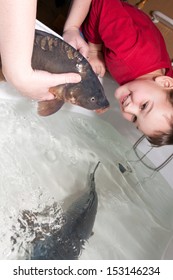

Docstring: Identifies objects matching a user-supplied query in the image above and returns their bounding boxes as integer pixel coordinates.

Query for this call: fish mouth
[94,106,109,114]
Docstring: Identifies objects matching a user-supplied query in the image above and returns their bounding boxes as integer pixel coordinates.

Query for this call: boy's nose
[124,102,139,115]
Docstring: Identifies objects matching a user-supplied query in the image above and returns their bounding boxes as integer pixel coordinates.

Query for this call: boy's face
[115,78,173,136]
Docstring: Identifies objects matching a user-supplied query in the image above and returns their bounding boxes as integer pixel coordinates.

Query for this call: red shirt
[82,0,173,84]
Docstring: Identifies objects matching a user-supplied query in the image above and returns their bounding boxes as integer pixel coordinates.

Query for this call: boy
[63,0,173,146]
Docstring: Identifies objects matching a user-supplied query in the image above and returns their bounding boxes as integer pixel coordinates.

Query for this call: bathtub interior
[0,21,173,260]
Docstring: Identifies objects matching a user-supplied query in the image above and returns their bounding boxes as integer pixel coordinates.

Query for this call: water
[0,85,173,260]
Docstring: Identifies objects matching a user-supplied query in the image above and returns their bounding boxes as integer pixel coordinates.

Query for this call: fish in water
[0,30,109,116]
[11,162,100,259]
[31,161,100,260]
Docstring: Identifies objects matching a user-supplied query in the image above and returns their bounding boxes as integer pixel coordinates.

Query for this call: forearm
[63,0,92,32]
[0,0,37,83]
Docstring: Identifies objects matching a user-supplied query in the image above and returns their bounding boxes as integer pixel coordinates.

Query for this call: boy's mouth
[120,93,131,108]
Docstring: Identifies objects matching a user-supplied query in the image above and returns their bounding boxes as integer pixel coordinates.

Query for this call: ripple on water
[70,116,98,139]
[0,105,173,260]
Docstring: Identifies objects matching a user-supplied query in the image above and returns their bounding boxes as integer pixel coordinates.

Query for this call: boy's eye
[132,115,137,123]
[140,102,148,110]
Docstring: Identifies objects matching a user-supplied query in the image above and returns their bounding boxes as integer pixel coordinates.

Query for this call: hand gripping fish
[0,30,109,116]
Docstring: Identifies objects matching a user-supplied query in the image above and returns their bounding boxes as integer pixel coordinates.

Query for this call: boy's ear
[155,75,173,88]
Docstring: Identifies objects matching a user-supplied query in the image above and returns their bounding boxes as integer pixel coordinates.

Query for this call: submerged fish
[10,162,100,259]
[0,30,109,116]
[31,161,100,260]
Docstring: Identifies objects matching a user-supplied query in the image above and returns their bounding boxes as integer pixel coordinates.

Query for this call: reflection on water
[0,95,173,260]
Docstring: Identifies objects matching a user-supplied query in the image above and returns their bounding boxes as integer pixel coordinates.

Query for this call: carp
[0,30,109,116]
[30,162,100,260]
[10,162,100,259]
[33,30,109,116]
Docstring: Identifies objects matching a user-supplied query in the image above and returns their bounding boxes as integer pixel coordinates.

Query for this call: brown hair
[147,89,173,146]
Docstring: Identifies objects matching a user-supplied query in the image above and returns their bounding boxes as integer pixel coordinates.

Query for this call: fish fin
[37,99,64,116]
[49,85,65,99]
[0,69,5,81]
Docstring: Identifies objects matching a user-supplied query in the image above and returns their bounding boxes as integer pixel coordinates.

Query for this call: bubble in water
[0,102,14,117]
[45,149,57,162]
[69,155,77,165]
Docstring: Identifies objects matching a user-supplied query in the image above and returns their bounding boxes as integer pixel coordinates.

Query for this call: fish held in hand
[33,30,109,116]
[0,30,109,116]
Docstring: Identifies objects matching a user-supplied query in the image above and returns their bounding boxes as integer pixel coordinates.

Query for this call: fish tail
[89,161,100,191]
[93,161,100,175]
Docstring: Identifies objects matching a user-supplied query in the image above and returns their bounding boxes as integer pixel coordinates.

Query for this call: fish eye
[90,97,96,102]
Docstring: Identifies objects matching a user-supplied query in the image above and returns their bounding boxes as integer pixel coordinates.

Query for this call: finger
[80,49,88,58]
[96,67,101,76]
[91,65,97,75]
[39,92,55,101]
[38,71,82,86]
[94,65,102,77]
[66,41,77,50]
[55,73,81,84]
[99,66,106,78]
[79,43,89,58]
[47,91,56,99]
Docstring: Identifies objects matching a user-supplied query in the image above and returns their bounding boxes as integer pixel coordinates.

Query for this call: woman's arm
[0,0,81,101]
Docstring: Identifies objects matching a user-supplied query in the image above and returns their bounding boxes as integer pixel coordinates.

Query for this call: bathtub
[0,21,172,260]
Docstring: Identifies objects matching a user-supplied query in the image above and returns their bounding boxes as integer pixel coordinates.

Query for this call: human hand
[63,29,89,58]
[88,50,106,78]
[3,67,81,101]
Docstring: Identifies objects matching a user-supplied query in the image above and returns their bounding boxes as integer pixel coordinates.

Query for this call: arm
[63,0,105,76]
[63,0,92,57]
[0,0,81,101]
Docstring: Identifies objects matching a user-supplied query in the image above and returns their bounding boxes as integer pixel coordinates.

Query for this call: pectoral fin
[0,69,5,81]
[37,99,64,116]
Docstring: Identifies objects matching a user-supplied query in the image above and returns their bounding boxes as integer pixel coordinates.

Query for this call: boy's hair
[147,89,173,146]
